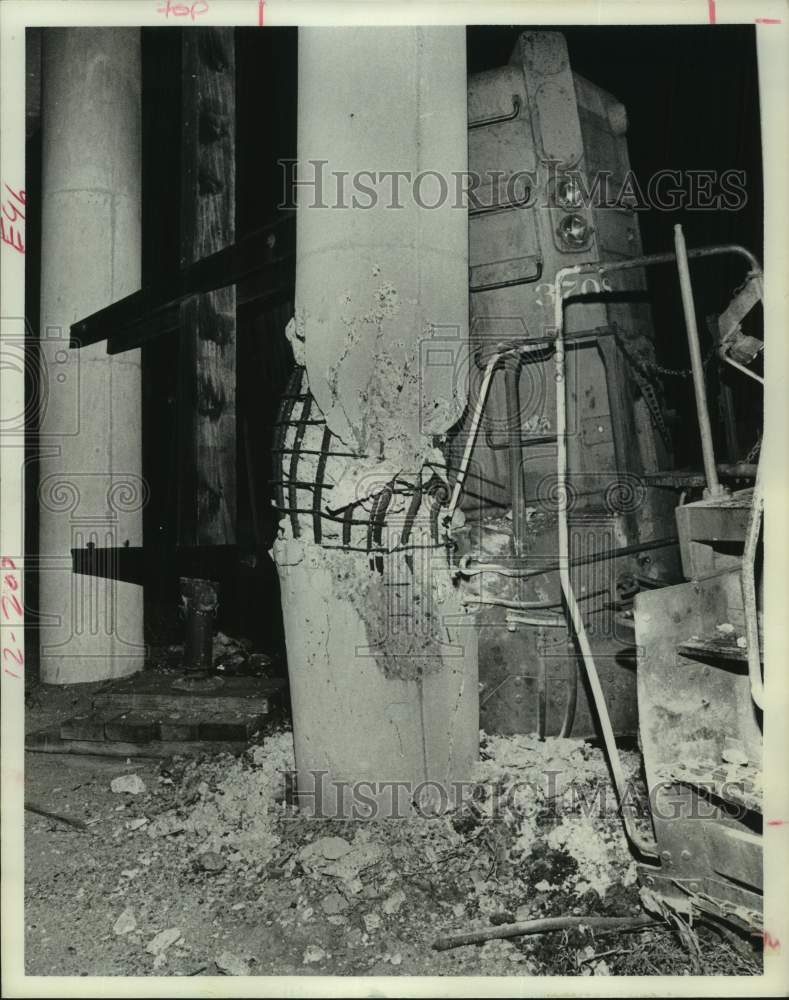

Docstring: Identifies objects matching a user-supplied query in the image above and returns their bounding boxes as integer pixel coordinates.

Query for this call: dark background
[24,24,764,673]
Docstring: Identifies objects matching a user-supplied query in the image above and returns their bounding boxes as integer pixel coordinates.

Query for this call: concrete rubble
[111,774,147,796]
[24,697,758,976]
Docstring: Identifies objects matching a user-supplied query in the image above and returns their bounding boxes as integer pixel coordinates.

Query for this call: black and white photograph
[1,0,787,994]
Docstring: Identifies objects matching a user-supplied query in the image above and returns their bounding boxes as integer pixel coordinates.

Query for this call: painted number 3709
[535,276,613,308]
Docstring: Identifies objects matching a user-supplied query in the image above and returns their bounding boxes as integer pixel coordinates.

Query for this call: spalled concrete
[276,27,477,815]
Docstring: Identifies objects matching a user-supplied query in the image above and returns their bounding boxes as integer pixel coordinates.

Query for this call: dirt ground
[23,682,761,979]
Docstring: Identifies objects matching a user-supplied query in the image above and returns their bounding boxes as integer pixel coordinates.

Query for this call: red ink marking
[767,819,786,825]
[0,218,24,254]
[4,184,25,204]
[0,185,25,255]
[764,931,781,949]
[708,0,717,22]
[2,202,24,224]
[755,17,782,22]
[1,184,25,254]
[1,557,24,680]
[157,0,209,19]
[1,593,23,620]
[258,0,265,25]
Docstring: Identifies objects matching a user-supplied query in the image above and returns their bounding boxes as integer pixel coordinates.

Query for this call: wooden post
[178,27,237,546]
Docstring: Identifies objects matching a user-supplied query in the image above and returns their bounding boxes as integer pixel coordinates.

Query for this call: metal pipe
[504,356,525,555]
[445,349,514,530]
[461,595,554,610]
[548,240,762,501]
[558,243,760,278]
[456,536,679,580]
[558,655,578,739]
[537,641,548,738]
[554,264,659,862]
[504,612,565,627]
[674,225,724,497]
[741,455,765,710]
[724,355,764,385]
[179,577,219,675]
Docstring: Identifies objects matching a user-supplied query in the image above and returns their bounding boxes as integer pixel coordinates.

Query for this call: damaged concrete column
[38,29,144,683]
[274,27,475,816]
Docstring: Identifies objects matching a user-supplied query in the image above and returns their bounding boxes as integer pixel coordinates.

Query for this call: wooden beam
[69,215,296,351]
[178,27,237,546]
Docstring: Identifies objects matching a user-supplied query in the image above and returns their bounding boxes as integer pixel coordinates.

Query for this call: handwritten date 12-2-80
[1,557,24,679]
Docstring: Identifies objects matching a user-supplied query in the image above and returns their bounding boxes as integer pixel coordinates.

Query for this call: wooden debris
[433,914,658,952]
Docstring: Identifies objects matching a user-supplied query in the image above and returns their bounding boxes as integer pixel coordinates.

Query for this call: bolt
[689,881,701,892]
[645,876,655,886]
[660,850,672,863]
[681,849,691,861]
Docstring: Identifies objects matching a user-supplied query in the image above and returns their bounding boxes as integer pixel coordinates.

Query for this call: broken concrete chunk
[320,842,384,883]
[363,911,382,932]
[721,745,749,766]
[145,927,182,955]
[111,774,146,795]
[302,944,326,965]
[382,889,405,915]
[113,908,137,936]
[299,835,352,863]
[215,950,250,976]
[320,891,349,915]
[196,851,226,873]
[716,623,736,635]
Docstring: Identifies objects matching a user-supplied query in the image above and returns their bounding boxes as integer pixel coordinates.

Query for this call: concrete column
[296,26,470,463]
[275,27,476,817]
[38,29,144,684]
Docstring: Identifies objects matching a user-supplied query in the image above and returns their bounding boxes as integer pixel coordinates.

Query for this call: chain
[612,331,672,450]
[628,364,673,451]
[651,344,717,379]
[613,328,722,453]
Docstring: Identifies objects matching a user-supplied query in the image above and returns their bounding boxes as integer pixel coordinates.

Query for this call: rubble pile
[146,731,296,862]
[472,732,643,896]
[25,713,759,977]
[147,729,643,921]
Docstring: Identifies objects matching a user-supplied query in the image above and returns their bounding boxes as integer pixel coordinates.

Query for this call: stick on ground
[24,801,90,831]
[433,914,658,951]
